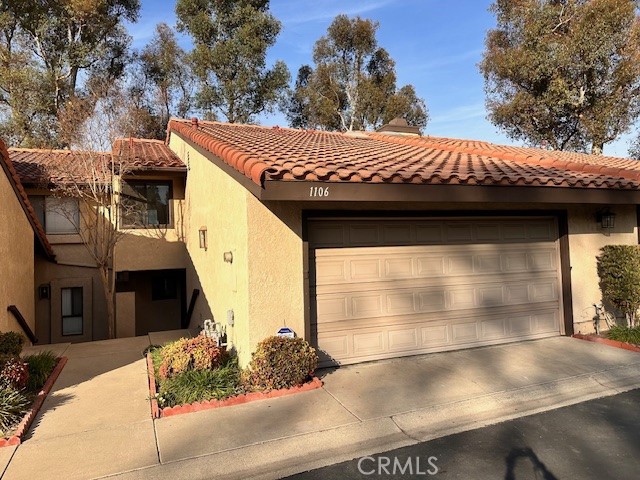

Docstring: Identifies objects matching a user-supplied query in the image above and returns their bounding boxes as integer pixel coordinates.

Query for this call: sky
[127,0,636,158]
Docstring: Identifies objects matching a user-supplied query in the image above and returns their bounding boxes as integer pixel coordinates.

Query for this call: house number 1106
[309,186,329,197]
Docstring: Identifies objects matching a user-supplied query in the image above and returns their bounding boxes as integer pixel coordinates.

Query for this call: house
[4,118,640,368]
[166,118,640,366]
[9,139,187,344]
[0,139,55,342]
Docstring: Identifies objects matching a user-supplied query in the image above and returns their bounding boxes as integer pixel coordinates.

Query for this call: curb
[0,356,68,447]
[146,353,160,419]
[573,333,640,353]
[145,353,323,418]
[161,377,324,418]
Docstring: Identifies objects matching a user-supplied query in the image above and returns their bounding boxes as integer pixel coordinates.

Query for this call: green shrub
[0,359,29,390]
[0,386,29,436]
[607,325,640,345]
[0,332,25,357]
[24,351,57,392]
[244,336,318,391]
[157,357,241,408]
[158,335,227,380]
[597,245,640,327]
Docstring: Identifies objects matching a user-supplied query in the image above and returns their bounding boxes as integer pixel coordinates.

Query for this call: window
[121,181,171,227]
[61,287,83,335]
[30,196,80,234]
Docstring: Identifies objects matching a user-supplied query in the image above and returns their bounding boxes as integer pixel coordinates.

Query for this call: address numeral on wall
[309,186,329,197]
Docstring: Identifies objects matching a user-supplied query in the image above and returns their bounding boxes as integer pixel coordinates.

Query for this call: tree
[287,15,428,132]
[50,82,139,339]
[176,0,290,123]
[480,0,640,155]
[0,0,140,147]
[137,23,194,133]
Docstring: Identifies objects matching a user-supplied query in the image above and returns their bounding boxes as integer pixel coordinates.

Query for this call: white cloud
[430,102,486,125]
[274,0,397,25]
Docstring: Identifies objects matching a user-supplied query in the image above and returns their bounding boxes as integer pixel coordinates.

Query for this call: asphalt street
[286,389,640,480]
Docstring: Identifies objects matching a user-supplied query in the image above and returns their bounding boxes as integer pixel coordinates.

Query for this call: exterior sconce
[199,227,207,250]
[223,251,233,264]
[596,209,616,230]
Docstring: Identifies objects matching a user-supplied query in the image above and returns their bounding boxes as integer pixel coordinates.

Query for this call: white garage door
[309,217,563,366]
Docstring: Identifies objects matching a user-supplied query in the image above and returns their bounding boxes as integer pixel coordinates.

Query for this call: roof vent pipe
[376,117,421,136]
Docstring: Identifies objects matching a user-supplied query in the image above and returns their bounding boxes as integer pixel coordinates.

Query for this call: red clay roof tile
[10,139,184,186]
[168,119,640,190]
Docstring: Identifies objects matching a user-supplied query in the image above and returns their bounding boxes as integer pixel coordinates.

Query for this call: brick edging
[145,353,323,418]
[572,334,640,353]
[0,356,68,447]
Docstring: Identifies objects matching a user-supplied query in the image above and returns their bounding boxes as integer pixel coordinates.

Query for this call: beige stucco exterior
[114,173,188,272]
[172,135,252,364]
[567,204,638,333]
[0,166,35,337]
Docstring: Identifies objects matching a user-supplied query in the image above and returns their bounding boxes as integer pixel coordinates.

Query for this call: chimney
[191,117,199,129]
[376,118,421,136]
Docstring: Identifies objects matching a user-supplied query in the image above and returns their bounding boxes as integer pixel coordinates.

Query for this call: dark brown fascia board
[175,133,264,199]
[262,181,640,205]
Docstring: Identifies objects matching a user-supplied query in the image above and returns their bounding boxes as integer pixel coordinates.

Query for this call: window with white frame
[30,196,80,234]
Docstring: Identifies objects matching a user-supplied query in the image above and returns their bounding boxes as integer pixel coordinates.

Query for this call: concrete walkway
[2,336,640,479]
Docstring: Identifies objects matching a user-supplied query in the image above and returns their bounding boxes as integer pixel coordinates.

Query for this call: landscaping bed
[0,332,67,446]
[146,335,321,418]
[573,332,640,353]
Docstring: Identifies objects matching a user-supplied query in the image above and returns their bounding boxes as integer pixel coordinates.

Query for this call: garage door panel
[421,325,449,346]
[350,259,382,280]
[309,218,563,365]
[313,245,558,286]
[481,318,507,339]
[416,256,446,276]
[451,322,479,342]
[416,224,444,242]
[316,279,559,323]
[353,331,385,356]
[388,328,419,351]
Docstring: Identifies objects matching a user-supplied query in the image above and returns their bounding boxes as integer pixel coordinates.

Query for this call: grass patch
[156,357,241,408]
[24,351,58,393]
[607,325,640,345]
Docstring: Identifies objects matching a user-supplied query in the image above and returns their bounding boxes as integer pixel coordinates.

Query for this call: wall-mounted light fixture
[596,208,616,230]
[38,284,50,300]
[199,226,207,250]
[223,251,233,264]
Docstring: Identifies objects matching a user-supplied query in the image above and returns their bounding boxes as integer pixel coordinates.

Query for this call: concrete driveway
[2,335,640,480]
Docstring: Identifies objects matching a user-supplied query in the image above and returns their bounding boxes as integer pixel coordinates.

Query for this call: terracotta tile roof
[168,119,640,190]
[9,148,112,186]
[112,138,186,171]
[10,139,184,186]
[0,140,55,260]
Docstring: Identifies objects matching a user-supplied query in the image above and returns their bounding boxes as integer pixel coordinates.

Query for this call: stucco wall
[247,200,305,348]
[0,168,35,337]
[567,205,638,333]
[170,135,253,364]
[115,174,188,272]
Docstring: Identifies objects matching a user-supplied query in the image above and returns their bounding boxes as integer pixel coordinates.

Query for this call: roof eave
[260,180,640,205]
